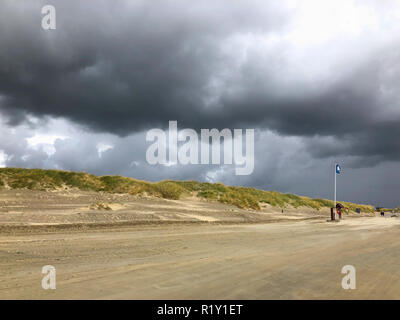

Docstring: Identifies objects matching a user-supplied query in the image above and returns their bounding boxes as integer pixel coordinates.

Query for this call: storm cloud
[0,0,399,206]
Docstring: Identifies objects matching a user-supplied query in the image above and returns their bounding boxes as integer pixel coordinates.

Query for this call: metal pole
[334,163,336,219]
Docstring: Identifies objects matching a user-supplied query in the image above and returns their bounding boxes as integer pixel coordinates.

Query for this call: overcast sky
[0,0,399,207]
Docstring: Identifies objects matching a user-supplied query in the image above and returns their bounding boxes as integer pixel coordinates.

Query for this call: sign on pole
[334,163,341,219]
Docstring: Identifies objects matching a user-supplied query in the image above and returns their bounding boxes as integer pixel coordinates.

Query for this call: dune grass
[0,167,375,212]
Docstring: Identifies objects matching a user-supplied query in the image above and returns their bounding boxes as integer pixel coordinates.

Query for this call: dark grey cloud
[0,0,286,131]
[0,1,400,206]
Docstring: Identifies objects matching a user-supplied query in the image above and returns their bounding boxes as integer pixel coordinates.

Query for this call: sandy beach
[0,190,399,299]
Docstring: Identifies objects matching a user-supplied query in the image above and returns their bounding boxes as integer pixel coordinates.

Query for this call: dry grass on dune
[0,167,375,212]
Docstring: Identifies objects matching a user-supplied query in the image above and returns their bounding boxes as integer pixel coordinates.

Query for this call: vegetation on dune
[0,168,375,212]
